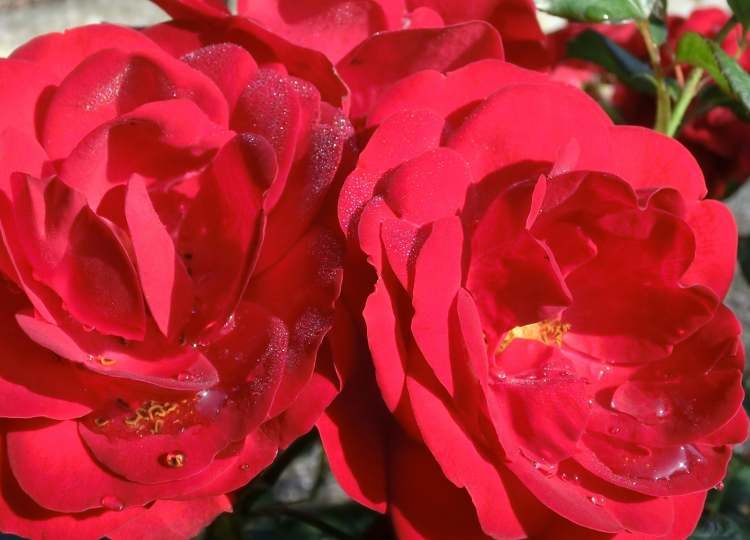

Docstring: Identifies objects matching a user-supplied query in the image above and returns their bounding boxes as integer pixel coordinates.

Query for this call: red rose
[0,3,351,538]
[320,58,748,538]
[550,8,750,198]
[236,0,548,68]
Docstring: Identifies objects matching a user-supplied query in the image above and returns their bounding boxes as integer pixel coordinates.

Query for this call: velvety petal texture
[325,53,747,540]
[0,10,349,540]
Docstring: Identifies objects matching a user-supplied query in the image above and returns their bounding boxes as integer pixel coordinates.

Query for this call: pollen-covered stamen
[497,320,571,353]
[124,400,179,431]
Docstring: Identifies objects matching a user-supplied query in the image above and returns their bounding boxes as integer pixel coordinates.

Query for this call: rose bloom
[319,55,749,538]
[0,0,352,537]
[550,8,750,198]
[235,0,548,68]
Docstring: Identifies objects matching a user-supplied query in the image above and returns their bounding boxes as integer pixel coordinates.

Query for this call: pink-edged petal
[411,217,463,396]
[54,207,147,339]
[231,69,304,205]
[125,176,193,338]
[60,98,229,209]
[247,225,344,417]
[576,434,732,497]
[380,148,471,224]
[388,431,493,540]
[364,273,408,410]
[504,458,674,536]
[10,174,85,280]
[178,429,278,497]
[222,16,349,107]
[368,59,547,126]
[10,24,165,81]
[339,109,444,236]
[151,0,230,19]
[239,0,402,63]
[107,496,232,540]
[0,129,48,196]
[77,304,287,485]
[489,341,589,465]
[182,43,259,111]
[0,437,151,540]
[681,199,737,299]
[408,0,547,68]
[16,314,219,391]
[42,47,228,159]
[0,59,55,140]
[179,133,272,332]
[405,360,550,538]
[608,125,707,201]
[317,360,389,512]
[6,420,240,512]
[265,344,339,448]
[338,21,504,119]
[445,83,612,181]
[256,106,351,273]
[0,289,94,420]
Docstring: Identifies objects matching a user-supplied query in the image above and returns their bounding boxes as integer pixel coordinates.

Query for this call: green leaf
[712,42,750,112]
[535,0,657,23]
[566,29,655,92]
[729,0,750,30]
[675,32,731,94]
[649,16,668,47]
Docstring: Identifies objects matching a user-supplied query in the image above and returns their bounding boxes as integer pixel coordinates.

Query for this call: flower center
[497,320,571,353]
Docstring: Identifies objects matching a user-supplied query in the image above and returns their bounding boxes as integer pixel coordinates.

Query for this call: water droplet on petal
[240,463,250,471]
[101,495,124,511]
[533,460,558,477]
[588,495,606,506]
[194,388,227,419]
[608,426,621,435]
[560,472,580,484]
[714,481,725,491]
[82,324,95,332]
[161,451,186,468]
[610,382,672,424]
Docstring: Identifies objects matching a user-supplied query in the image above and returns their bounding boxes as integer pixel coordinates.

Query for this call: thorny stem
[638,19,672,133]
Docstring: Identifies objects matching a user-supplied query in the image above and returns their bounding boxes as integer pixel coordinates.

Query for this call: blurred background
[0,1,748,539]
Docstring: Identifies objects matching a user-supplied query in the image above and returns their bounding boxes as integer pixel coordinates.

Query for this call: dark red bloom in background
[321,53,748,538]
[0,1,351,537]
[550,7,750,198]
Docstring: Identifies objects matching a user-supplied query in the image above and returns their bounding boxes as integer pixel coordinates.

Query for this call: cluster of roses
[0,0,746,539]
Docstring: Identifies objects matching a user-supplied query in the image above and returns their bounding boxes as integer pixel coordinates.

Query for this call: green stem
[665,15,739,138]
[666,67,703,136]
[637,19,671,133]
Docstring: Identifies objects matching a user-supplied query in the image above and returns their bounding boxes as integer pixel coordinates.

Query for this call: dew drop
[608,426,621,435]
[714,481,725,491]
[491,368,507,382]
[194,389,227,419]
[82,324,95,332]
[101,495,124,511]
[610,382,672,424]
[162,451,186,468]
[560,472,580,484]
[240,463,250,471]
[533,460,558,477]
[588,495,606,506]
